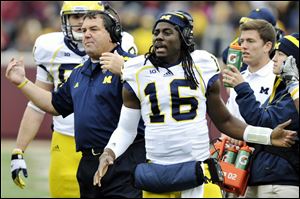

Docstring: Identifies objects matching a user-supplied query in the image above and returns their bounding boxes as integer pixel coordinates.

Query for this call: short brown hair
[240,19,276,52]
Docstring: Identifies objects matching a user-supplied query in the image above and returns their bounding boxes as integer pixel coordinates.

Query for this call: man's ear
[264,41,274,54]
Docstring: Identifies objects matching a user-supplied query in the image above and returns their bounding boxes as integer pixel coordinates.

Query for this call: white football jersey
[226,61,275,122]
[33,32,138,137]
[33,32,89,137]
[123,50,220,164]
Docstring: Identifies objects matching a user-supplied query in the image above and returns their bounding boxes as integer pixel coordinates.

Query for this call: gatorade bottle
[224,44,243,87]
[234,145,252,170]
[210,145,220,159]
[222,146,238,164]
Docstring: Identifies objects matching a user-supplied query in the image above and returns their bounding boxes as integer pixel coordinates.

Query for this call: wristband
[12,148,24,155]
[17,79,29,89]
[243,125,272,145]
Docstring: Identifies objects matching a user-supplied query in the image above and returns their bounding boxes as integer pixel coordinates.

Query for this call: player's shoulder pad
[122,31,134,41]
[121,31,138,55]
[124,55,145,69]
[122,55,146,82]
[191,50,220,72]
[33,32,65,63]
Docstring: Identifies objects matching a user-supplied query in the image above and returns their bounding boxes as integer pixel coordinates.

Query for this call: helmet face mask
[62,14,85,42]
[60,1,105,42]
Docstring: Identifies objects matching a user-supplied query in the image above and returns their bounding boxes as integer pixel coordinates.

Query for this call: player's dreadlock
[144,27,199,88]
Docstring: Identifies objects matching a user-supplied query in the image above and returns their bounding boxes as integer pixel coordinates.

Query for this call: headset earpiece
[102,3,122,43]
[108,16,122,43]
[176,11,194,52]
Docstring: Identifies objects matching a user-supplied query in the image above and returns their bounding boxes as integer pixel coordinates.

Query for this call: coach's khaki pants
[245,185,299,198]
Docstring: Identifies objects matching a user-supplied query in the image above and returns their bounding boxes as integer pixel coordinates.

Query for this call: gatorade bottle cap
[240,145,252,153]
[230,44,242,50]
[227,146,238,153]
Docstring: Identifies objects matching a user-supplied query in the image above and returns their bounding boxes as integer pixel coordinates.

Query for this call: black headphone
[174,11,195,52]
[275,27,284,41]
[102,3,122,43]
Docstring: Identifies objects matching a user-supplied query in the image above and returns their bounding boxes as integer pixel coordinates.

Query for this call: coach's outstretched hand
[11,148,28,189]
[6,57,27,87]
[271,119,297,147]
[93,148,115,187]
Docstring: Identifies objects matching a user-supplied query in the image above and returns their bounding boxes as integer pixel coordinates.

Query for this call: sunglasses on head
[239,17,253,25]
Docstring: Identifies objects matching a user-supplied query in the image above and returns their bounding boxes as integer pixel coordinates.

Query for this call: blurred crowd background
[1,1,299,58]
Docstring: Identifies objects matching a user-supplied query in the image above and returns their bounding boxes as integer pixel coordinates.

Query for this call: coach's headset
[61,1,122,43]
[154,10,195,52]
[101,3,122,43]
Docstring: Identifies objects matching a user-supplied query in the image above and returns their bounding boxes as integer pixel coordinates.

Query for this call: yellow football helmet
[60,1,105,41]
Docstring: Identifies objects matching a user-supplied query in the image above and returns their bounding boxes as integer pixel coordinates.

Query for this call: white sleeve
[27,101,46,114]
[105,105,141,159]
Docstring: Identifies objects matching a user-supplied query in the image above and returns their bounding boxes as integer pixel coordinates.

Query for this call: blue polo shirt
[234,77,299,186]
[52,45,144,151]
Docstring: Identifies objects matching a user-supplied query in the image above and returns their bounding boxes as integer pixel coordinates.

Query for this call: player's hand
[100,51,124,75]
[6,57,26,86]
[220,133,244,146]
[280,56,299,86]
[222,65,245,87]
[271,119,297,147]
[93,148,115,187]
[11,148,28,189]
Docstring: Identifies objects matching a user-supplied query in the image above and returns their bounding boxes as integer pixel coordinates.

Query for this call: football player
[10,1,137,197]
[93,10,296,198]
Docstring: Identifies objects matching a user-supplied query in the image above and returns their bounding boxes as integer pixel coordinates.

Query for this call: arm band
[27,101,46,114]
[243,125,272,145]
[105,105,141,159]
